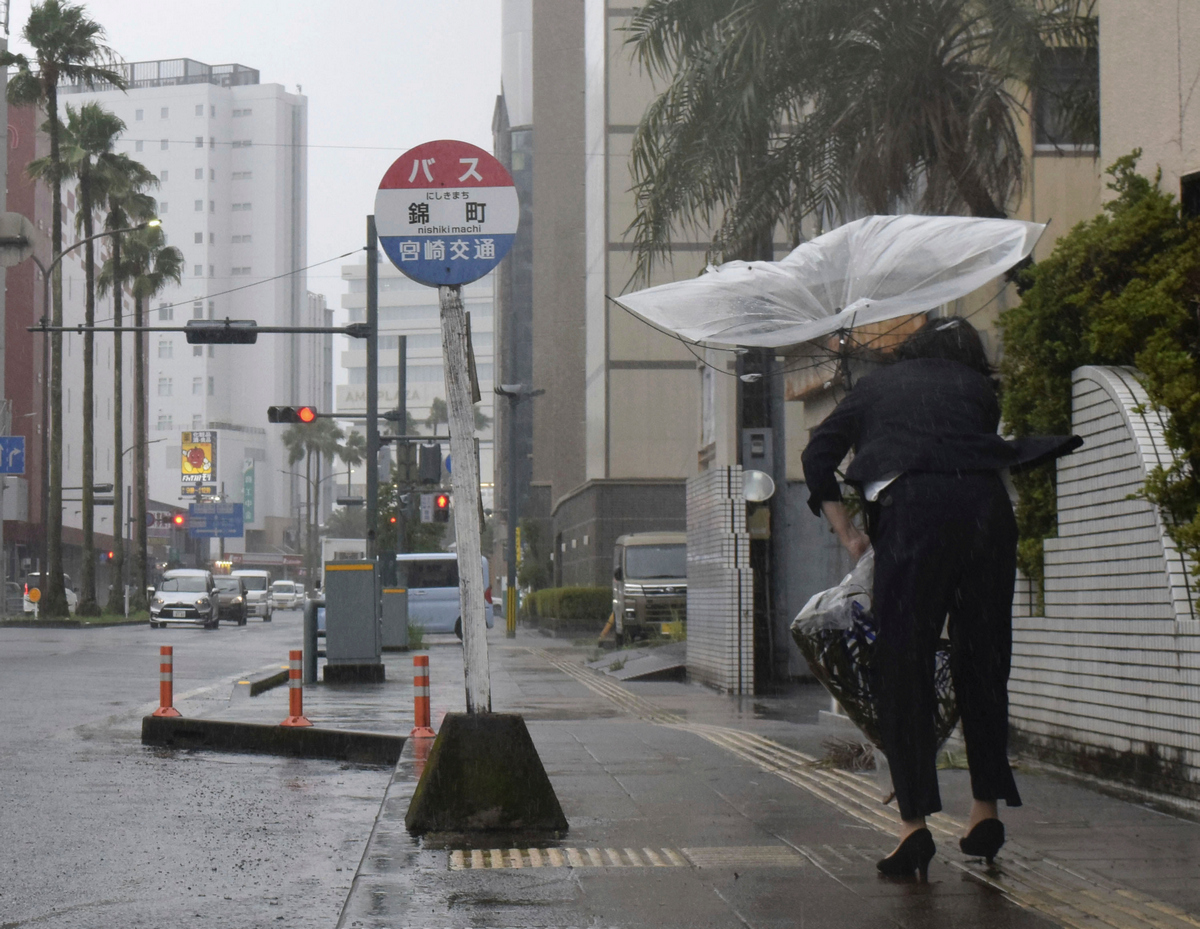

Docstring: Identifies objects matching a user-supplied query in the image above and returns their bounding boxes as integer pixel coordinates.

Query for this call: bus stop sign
[375,139,519,287]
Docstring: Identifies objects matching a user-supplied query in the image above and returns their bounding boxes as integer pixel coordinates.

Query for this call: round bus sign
[375,140,518,287]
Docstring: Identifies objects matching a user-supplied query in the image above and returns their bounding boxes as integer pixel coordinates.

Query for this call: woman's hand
[821,501,871,563]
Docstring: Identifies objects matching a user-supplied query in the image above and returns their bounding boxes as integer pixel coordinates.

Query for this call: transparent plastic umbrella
[614,215,1045,348]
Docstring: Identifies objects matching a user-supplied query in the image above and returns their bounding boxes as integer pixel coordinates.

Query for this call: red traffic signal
[268,406,320,424]
[434,493,450,523]
[172,513,186,527]
[388,515,397,524]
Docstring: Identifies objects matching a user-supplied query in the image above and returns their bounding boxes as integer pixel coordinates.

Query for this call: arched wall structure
[1010,366,1200,799]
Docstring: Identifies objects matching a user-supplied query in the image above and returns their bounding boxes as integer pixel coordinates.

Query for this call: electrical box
[741,428,774,475]
[323,561,380,665]
[381,587,409,650]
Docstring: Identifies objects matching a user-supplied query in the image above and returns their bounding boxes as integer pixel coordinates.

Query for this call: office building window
[160,139,168,151]
[135,140,143,152]
[1034,47,1099,148]
[231,202,252,212]
[157,377,172,397]
[157,339,172,359]
[135,109,143,121]
[211,105,216,117]
[192,301,203,319]
[194,232,203,244]
[209,200,215,213]
[159,303,173,321]
[160,170,168,182]
[193,377,203,395]
[207,345,214,358]
[194,167,203,180]
[232,266,251,276]
[232,234,252,244]
[192,414,203,429]
[209,232,215,244]
[233,108,252,117]
[208,300,215,318]
[194,200,203,212]
[193,264,203,277]
[209,264,215,277]
[160,107,169,119]
[232,171,252,180]
[192,346,203,357]
[194,136,203,148]
[231,140,252,148]
[195,104,204,117]
[209,137,215,149]
[210,168,215,180]
[159,202,168,214]
[207,376,214,395]
[156,412,172,431]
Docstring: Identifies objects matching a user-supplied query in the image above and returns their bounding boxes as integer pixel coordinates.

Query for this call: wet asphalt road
[0,612,391,928]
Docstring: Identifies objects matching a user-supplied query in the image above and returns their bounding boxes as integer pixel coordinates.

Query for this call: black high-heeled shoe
[876,828,935,881]
[959,818,1005,863]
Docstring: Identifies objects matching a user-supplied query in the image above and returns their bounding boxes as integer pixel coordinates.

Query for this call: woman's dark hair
[892,316,992,376]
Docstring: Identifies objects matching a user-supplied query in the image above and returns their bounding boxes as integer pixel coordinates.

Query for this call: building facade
[62,59,312,557]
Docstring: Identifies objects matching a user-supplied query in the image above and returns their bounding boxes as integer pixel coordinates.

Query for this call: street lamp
[494,384,543,638]
[31,220,159,594]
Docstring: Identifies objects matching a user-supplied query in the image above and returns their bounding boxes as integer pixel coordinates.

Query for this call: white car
[150,569,219,630]
[269,580,302,611]
[23,573,78,615]
[230,570,272,621]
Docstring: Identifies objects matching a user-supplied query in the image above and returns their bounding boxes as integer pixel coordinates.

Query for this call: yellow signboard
[181,430,217,487]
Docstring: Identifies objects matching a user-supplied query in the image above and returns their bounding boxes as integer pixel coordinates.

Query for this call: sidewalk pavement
[193,629,1200,929]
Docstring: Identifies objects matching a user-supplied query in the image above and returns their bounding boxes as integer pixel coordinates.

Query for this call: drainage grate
[448,845,804,871]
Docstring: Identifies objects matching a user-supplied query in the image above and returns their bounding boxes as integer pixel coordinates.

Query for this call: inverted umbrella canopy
[614,215,1045,349]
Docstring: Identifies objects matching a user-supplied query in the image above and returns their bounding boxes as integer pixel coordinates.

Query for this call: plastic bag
[791,549,959,750]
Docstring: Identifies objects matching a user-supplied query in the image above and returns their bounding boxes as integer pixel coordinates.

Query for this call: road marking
[530,648,1200,929]
[447,845,803,870]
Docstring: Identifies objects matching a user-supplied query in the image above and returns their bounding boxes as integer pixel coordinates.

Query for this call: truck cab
[612,532,687,643]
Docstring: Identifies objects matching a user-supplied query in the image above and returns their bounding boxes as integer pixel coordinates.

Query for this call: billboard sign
[181,431,217,490]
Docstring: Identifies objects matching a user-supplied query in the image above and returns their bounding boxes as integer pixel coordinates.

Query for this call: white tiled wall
[686,467,754,694]
[1010,366,1200,793]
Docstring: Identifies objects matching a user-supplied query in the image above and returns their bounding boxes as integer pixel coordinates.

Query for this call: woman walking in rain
[801,316,1078,880]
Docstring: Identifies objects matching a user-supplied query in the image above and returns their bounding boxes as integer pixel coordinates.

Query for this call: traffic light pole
[365,216,380,561]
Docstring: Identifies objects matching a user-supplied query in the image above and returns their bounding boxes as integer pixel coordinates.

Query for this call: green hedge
[523,586,611,623]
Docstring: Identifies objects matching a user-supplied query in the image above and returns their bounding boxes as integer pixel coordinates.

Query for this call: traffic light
[185,319,259,344]
[267,406,318,424]
[172,513,186,528]
[418,442,442,484]
[434,493,450,523]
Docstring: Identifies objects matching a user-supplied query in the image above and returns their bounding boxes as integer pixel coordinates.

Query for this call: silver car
[150,569,219,630]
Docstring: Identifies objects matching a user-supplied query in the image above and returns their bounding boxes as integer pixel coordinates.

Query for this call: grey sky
[6,0,503,304]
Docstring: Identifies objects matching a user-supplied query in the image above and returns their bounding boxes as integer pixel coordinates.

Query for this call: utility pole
[365,217,380,560]
[396,334,407,555]
[495,384,542,638]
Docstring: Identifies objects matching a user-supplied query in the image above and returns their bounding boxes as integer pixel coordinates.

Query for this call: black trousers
[869,471,1022,821]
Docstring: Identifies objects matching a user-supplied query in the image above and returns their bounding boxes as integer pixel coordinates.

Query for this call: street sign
[0,436,25,475]
[375,140,519,287]
[187,502,244,539]
[420,493,434,524]
[243,458,255,524]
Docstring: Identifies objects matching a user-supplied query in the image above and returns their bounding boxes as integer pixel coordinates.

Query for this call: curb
[233,666,290,697]
[0,618,147,629]
[141,716,406,765]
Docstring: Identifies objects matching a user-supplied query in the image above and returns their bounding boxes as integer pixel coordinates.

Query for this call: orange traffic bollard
[152,646,182,718]
[280,650,312,727]
[411,654,435,738]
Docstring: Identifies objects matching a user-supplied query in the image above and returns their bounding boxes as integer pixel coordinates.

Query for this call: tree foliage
[999,152,1200,597]
[626,0,1097,280]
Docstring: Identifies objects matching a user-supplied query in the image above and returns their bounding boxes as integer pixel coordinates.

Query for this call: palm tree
[281,419,344,582]
[625,0,1097,280]
[97,156,158,614]
[57,102,126,614]
[338,429,366,494]
[121,226,183,609]
[1,0,125,617]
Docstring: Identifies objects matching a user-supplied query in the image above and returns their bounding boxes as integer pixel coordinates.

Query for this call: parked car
[150,569,219,629]
[396,553,491,639]
[269,580,302,611]
[230,570,272,621]
[213,575,248,626]
[612,532,687,643]
[23,573,79,615]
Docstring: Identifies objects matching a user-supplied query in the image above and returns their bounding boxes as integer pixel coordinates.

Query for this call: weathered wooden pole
[438,284,490,713]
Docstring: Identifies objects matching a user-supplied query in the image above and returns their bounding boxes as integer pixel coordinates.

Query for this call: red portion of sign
[378,139,514,190]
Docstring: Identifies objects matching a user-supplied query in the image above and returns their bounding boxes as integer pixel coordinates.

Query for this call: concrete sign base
[404,712,568,835]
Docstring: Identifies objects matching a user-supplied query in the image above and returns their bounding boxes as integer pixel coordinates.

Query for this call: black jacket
[801,358,1081,515]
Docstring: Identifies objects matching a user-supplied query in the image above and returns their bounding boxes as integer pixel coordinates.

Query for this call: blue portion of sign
[380,232,516,287]
[0,436,26,475]
[187,502,244,539]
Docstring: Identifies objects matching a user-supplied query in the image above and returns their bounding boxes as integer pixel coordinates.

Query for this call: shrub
[523,586,611,623]
[1000,151,1200,603]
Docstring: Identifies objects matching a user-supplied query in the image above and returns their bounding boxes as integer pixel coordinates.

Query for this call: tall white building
[336,260,495,506]
[61,59,317,554]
